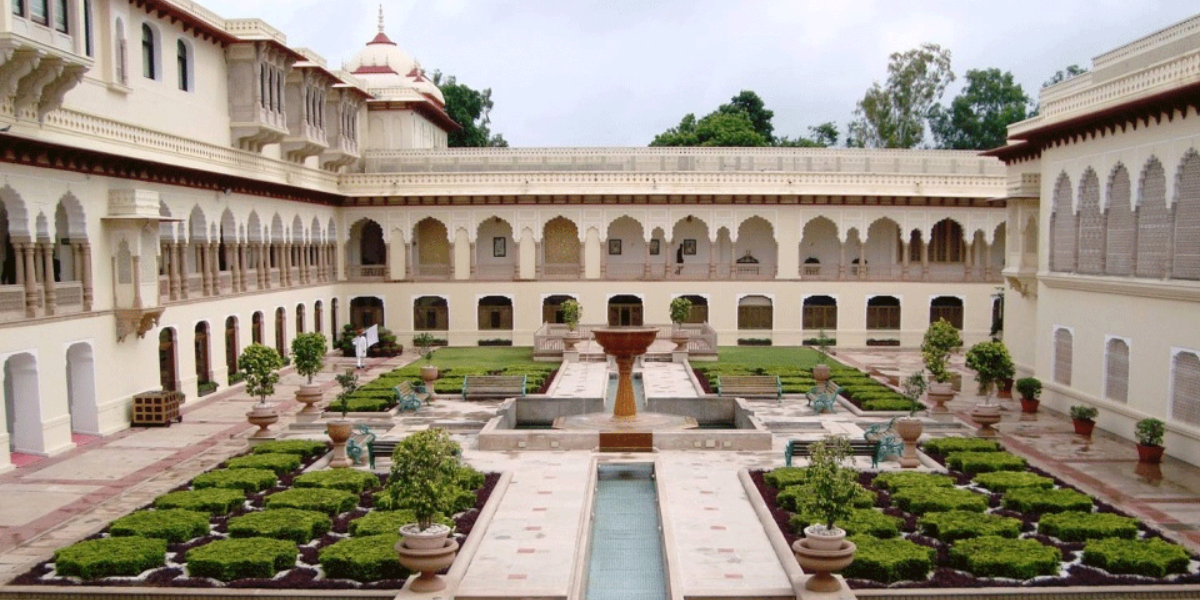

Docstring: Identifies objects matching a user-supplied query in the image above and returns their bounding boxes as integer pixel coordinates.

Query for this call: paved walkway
[0,348,1197,595]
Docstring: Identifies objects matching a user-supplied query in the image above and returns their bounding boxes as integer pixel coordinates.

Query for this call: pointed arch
[543,216,580,278]
[1077,168,1104,274]
[413,217,450,279]
[800,216,839,279]
[1135,157,1169,279]
[1106,164,1134,276]
[1050,172,1075,272]
[1172,150,1200,280]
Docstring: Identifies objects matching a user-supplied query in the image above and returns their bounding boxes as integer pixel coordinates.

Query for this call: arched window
[737,295,773,330]
[141,23,156,80]
[114,18,128,84]
[929,296,963,329]
[1172,351,1200,427]
[802,296,837,331]
[176,39,189,91]
[1050,174,1075,272]
[867,296,901,330]
[1104,338,1129,403]
[1054,328,1073,386]
[1136,158,1169,279]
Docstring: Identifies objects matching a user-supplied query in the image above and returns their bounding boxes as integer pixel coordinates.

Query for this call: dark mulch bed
[12,446,500,591]
[753,449,1200,589]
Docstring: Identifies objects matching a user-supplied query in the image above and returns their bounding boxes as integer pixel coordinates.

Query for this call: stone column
[173,242,186,300]
[230,241,242,292]
[209,242,221,293]
[132,255,142,308]
[21,242,37,317]
[708,239,718,279]
[838,240,846,280]
[900,240,909,279]
[921,238,930,278]
[40,242,56,316]
[262,242,271,289]
[80,241,93,311]
[858,242,866,280]
[197,242,211,296]
[983,240,993,281]
[281,242,291,287]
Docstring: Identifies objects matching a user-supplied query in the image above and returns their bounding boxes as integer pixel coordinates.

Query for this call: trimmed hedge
[763,466,808,489]
[1082,537,1190,578]
[192,468,277,493]
[154,488,246,515]
[790,508,901,539]
[949,536,1061,579]
[1002,487,1093,514]
[264,487,357,516]
[922,438,1000,455]
[319,534,410,581]
[777,481,875,513]
[873,471,955,492]
[108,509,210,543]
[326,397,395,413]
[185,537,296,582]
[861,399,921,412]
[293,469,380,494]
[53,537,166,579]
[919,510,1020,542]
[972,471,1054,493]
[892,486,987,514]
[251,439,328,459]
[224,453,301,475]
[842,535,935,584]
[1038,512,1139,542]
[347,509,455,537]
[945,451,1026,475]
[227,508,331,543]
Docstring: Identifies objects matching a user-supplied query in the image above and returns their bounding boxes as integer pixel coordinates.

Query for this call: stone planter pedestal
[294,384,324,423]
[326,420,353,468]
[896,417,923,468]
[245,403,278,440]
[793,529,857,593]
[971,404,1002,437]
[396,525,459,593]
[926,382,955,414]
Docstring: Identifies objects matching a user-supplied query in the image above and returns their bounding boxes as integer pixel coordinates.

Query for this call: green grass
[355,347,554,396]
[712,346,829,371]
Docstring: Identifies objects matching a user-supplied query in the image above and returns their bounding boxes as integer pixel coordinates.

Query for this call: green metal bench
[785,438,878,467]
[345,424,376,467]
[806,382,841,414]
[863,417,903,468]
[717,375,782,402]
[394,380,425,413]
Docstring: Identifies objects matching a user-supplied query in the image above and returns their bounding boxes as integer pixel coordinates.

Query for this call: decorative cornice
[1040,272,1200,303]
[129,0,239,46]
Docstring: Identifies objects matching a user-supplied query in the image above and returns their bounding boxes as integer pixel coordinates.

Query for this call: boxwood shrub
[892,486,987,514]
[790,508,901,539]
[1082,537,1190,578]
[842,535,935,583]
[777,481,875,512]
[861,399,920,412]
[108,509,210,543]
[1003,487,1092,514]
[251,439,328,459]
[326,397,395,413]
[319,534,410,581]
[972,471,1054,493]
[348,509,455,537]
[154,488,246,515]
[763,466,808,489]
[53,536,166,579]
[293,469,380,494]
[227,508,331,543]
[185,537,296,581]
[225,453,301,475]
[1039,512,1139,542]
[922,438,1000,455]
[264,487,357,516]
[949,536,1061,579]
[946,451,1026,475]
[873,471,955,492]
[192,468,277,493]
[919,510,1021,542]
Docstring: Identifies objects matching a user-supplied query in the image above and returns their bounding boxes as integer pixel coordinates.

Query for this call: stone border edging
[738,467,815,598]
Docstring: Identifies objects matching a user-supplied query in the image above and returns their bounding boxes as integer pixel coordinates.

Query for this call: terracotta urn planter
[395,524,458,593]
[1073,418,1096,438]
[326,419,353,468]
[926,382,956,414]
[1136,443,1164,464]
[812,363,831,385]
[670,330,690,352]
[295,384,324,418]
[245,402,278,439]
[792,525,857,593]
[971,404,1002,437]
[1019,397,1040,414]
[562,330,581,351]
[895,417,923,468]
[420,365,439,397]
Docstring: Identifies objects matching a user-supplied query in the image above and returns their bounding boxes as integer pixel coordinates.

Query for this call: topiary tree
[921,319,962,384]
[797,436,859,533]
[385,428,463,531]
[901,371,928,417]
[412,332,436,364]
[561,298,581,332]
[1135,418,1164,447]
[1015,377,1042,400]
[964,339,1014,402]
[669,296,692,331]
[239,344,284,406]
[290,332,327,385]
[333,369,358,419]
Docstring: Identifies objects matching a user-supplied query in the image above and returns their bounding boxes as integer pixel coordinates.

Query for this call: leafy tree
[650,110,768,147]
[239,344,284,405]
[847,43,954,148]
[719,90,774,143]
[431,71,507,148]
[777,122,840,147]
[290,332,327,385]
[1043,64,1088,88]
[930,68,1030,150]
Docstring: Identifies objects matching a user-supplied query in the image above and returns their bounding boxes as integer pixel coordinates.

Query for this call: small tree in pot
[412,332,439,391]
[1015,377,1042,413]
[560,298,583,353]
[964,339,1014,437]
[326,369,358,468]
[290,332,327,417]
[896,371,927,468]
[792,436,859,592]
[1070,404,1099,437]
[668,296,693,351]
[921,319,962,413]
[387,428,464,592]
[1134,417,1165,464]
[239,344,284,439]
[811,330,836,385]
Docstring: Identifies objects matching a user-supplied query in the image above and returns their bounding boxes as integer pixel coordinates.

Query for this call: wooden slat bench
[366,438,398,470]
[345,424,376,468]
[394,380,427,413]
[462,375,527,400]
[863,418,903,468]
[806,382,841,414]
[717,375,782,402]
[785,438,878,467]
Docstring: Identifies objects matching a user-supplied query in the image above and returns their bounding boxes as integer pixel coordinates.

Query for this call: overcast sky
[199,0,1198,148]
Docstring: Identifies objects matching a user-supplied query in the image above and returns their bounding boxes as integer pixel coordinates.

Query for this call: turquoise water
[585,463,668,600]
[606,373,646,412]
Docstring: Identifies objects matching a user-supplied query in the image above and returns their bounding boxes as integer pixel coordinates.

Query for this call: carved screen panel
[1171,351,1200,427]
[1050,174,1075,273]
[1104,338,1129,404]
[1172,153,1200,280]
[1105,165,1134,276]
[1077,170,1105,274]
[1135,159,1169,279]
[1054,328,1073,386]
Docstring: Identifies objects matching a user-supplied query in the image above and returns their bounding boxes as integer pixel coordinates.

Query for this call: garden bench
[862,418,903,468]
[462,375,527,400]
[806,382,841,413]
[785,438,878,467]
[717,375,782,402]
[394,380,426,413]
[345,424,376,467]
[366,438,398,470]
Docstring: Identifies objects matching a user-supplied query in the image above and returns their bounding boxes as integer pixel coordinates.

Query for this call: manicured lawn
[419,347,545,370]
[712,346,832,371]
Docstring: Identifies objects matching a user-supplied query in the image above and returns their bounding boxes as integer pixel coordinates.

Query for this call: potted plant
[1015,376,1042,413]
[668,296,692,351]
[1135,417,1165,464]
[811,329,836,385]
[964,339,1014,437]
[412,332,439,389]
[1070,404,1099,437]
[239,344,284,440]
[560,298,582,351]
[896,371,927,468]
[326,369,358,468]
[792,436,859,592]
[291,332,327,418]
[921,319,962,413]
[387,428,463,593]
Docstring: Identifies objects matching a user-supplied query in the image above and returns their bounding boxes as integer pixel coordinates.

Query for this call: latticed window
[929,296,963,329]
[929,220,965,263]
[1171,351,1200,427]
[1106,165,1134,276]
[802,296,837,330]
[1050,174,1076,272]
[1136,158,1169,279]
[1077,169,1105,274]
[738,296,773,330]
[867,296,901,330]
[1054,328,1073,386]
[1172,152,1200,280]
[1104,338,1129,403]
[142,23,156,80]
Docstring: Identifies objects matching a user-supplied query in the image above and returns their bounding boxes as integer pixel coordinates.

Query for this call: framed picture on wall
[682,238,697,255]
[649,239,660,255]
[493,237,506,257]
[608,239,622,255]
